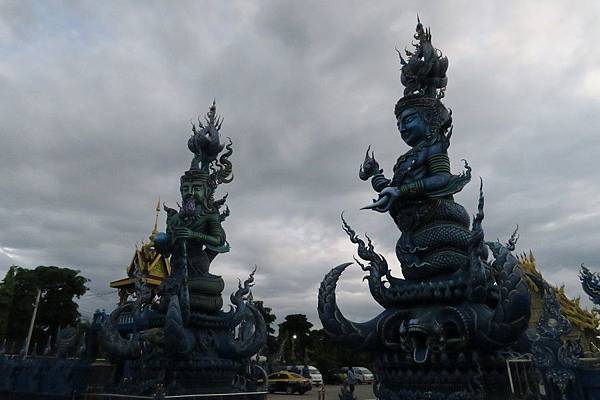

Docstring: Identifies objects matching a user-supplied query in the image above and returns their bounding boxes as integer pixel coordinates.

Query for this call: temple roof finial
[151,197,160,238]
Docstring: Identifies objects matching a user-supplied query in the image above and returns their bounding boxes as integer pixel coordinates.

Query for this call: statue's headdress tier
[395,17,450,128]
[183,101,234,188]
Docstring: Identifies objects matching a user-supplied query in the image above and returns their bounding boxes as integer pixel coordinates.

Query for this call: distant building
[109,200,171,305]
[519,252,600,353]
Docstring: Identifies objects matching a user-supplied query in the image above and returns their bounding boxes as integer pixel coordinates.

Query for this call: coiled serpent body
[392,197,471,280]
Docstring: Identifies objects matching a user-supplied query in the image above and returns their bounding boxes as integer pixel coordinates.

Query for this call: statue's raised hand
[359,145,383,181]
[362,186,401,213]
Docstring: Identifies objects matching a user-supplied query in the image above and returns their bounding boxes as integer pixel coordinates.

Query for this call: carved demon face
[397,107,427,147]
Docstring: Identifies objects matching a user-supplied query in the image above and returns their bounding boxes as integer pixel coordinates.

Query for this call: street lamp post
[291,334,297,363]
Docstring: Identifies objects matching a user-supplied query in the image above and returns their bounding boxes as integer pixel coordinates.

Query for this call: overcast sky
[2,1,600,328]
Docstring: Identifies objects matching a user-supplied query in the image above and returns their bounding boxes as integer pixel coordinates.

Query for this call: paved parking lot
[267,384,374,400]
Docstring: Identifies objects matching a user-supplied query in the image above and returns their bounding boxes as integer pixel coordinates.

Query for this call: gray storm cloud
[1,1,600,325]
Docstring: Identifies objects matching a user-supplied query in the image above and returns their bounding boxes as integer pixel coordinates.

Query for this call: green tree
[254,300,276,335]
[0,266,18,339]
[278,314,313,363]
[254,300,278,356]
[0,266,88,349]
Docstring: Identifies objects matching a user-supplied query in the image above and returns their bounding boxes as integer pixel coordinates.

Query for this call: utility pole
[25,288,42,358]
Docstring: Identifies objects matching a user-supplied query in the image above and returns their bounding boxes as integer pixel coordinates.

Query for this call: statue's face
[397,108,427,147]
[180,181,206,204]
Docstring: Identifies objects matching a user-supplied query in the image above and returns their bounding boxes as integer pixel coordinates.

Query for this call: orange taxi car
[267,370,312,395]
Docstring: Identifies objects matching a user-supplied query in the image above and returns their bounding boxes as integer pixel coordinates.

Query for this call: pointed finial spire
[397,15,448,98]
[207,99,217,125]
[203,99,223,130]
[151,197,160,238]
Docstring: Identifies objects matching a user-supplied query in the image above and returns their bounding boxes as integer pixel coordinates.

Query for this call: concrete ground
[267,384,375,400]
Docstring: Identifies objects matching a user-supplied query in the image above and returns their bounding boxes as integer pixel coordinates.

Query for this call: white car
[352,367,374,384]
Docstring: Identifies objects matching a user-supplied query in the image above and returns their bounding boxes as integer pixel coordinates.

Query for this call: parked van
[286,365,323,385]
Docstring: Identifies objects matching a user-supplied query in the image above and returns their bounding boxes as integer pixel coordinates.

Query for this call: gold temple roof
[110,199,171,290]
[109,244,171,288]
[518,251,599,332]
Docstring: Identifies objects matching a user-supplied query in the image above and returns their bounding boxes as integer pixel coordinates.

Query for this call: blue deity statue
[360,87,470,281]
[319,19,531,400]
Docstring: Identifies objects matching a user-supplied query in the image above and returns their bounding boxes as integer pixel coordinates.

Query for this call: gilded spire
[151,197,160,239]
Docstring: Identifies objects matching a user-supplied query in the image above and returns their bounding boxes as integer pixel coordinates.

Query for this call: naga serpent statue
[579,265,600,308]
[94,102,266,396]
[318,19,530,400]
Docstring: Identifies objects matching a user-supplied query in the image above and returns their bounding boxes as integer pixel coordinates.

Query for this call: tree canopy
[278,314,313,363]
[268,313,373,381]
[254,300,278,356]
[0,265,88,350]
[254,300,276,335]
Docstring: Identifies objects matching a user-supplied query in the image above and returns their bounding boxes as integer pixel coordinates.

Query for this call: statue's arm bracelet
[191,232,209,241]
[428,154,451,174]
[399,180,425,195]
[371,174,390,192]
[191,230,222,247]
